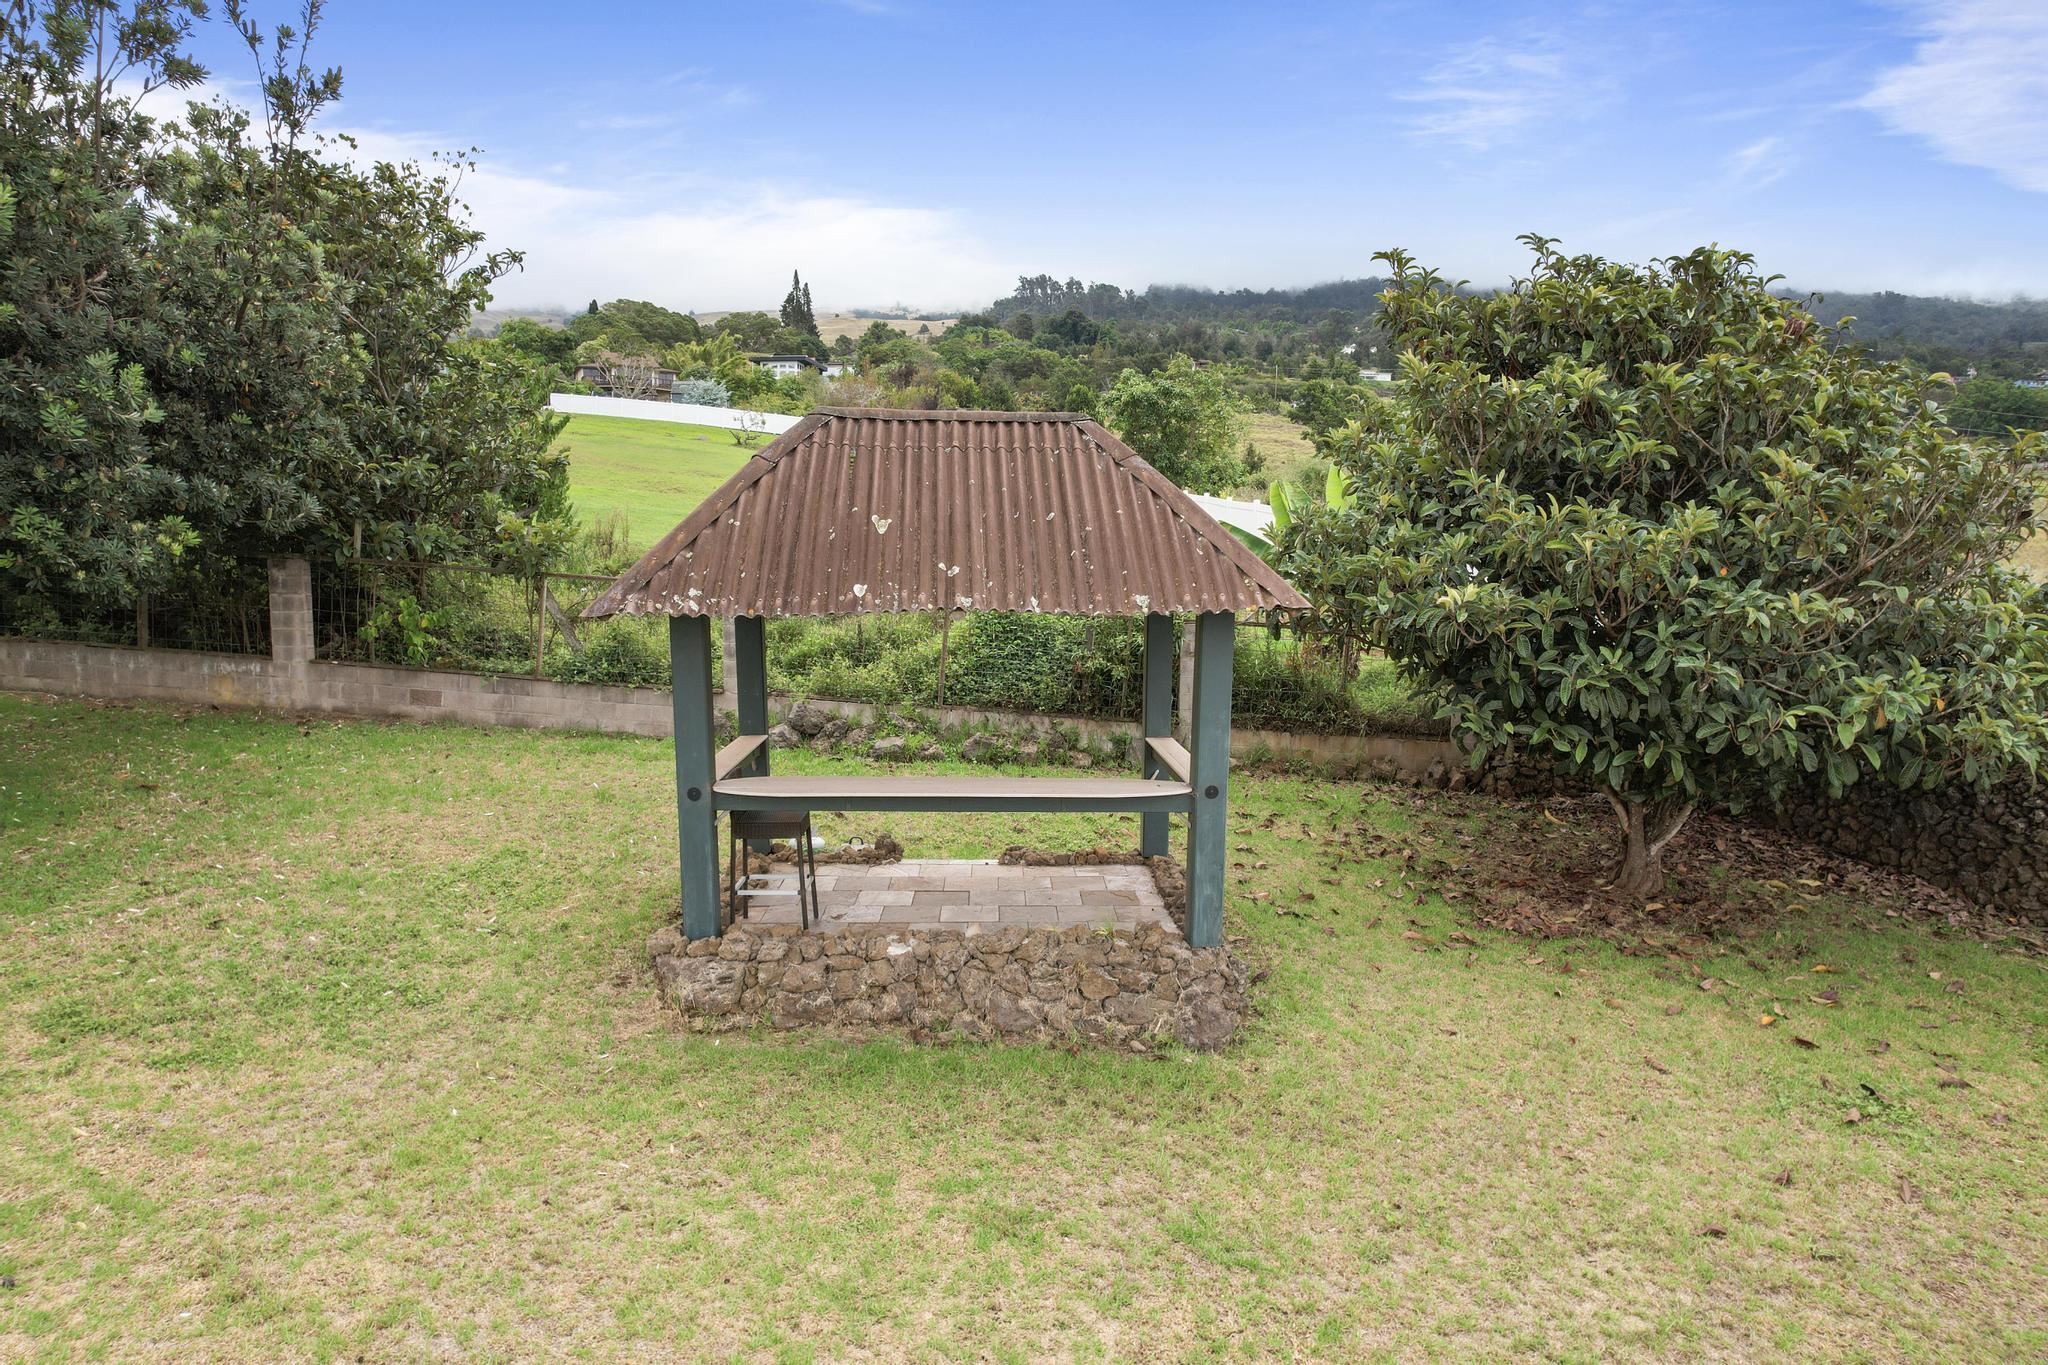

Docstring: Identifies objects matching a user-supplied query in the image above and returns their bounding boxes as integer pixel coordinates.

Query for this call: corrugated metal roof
[584,409,1309,619]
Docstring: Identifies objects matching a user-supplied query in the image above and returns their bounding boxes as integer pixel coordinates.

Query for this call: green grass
[559,413,754,552]
[3,695,2043,1360]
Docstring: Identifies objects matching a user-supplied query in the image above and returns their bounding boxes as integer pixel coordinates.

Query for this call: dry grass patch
[1241,411,1320,491]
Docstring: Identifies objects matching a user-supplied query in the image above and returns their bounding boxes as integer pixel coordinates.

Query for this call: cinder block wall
[0,556,677,738]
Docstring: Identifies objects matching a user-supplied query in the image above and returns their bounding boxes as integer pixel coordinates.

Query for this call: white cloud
[344,127,1008,312]
[1860,0,2048,192]
[1723,135,1790,191]
[473,179,1011,313]
[123,80,1005,313]
[1398,38,1585,151]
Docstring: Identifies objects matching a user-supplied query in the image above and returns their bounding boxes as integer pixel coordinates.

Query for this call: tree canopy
[0,0,569,612]
[1943,376,2048,438]
[1285,238,2048,896]
[1100,355,1248,494]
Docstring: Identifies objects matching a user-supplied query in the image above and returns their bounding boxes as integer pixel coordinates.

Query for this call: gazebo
[584,409,1307,948]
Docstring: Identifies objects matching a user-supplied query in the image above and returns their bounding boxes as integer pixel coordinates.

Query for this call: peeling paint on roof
[583,408,1310,620]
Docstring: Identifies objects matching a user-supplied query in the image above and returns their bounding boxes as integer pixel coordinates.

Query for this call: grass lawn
[2,696,2043,1360]
[559,414,754,553]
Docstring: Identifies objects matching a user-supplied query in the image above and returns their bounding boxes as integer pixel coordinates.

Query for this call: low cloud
[1860,0,2048,193]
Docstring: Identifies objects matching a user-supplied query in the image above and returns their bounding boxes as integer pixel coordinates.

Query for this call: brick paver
[734,859,1177,935]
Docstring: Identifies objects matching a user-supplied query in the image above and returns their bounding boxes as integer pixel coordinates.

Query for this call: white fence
[1186,493,1274,540]
[548,392,805,435]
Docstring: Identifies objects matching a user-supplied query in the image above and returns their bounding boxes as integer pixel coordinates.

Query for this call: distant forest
[986,274,2048,379]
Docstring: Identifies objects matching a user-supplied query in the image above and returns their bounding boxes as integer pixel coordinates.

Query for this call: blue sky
[166,0,2048,311]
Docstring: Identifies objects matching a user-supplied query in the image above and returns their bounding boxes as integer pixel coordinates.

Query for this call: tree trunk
[1602,793,1695,900]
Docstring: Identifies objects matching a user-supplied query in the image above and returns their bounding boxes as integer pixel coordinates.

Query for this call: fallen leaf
[1699,1224,1727,1239]
[1643,1054,1671,1075]
[1811,964,1836,974]
[1664,1003,1684,1016]
[1603,998,1626,1010]
[1844,1108,1864,1125]
[1792,1036,1819,1050]
[1758,1014,1777,1028]
[1699,977,1719,992]
[1771,1169,1794,1187]
[1937,1076,1973,1090]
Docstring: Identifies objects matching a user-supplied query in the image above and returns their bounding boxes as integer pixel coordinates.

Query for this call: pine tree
[780,270,821,352]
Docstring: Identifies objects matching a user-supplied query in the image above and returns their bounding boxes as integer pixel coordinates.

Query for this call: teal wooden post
[732,615,769,776]
[732,614,773,856]
[670,614,722,939]
[1185,611,1234,948]
[1140,611,1173,858]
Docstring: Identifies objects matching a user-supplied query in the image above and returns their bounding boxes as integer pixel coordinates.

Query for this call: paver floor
[733,859,1177,934]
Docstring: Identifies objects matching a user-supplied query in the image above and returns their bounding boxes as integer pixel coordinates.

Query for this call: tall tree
[780,269,821,353]
[0,0,570,613]
[1287,239,2048,896]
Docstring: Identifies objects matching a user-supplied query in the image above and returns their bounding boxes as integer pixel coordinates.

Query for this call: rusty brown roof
[584,409,1308,619]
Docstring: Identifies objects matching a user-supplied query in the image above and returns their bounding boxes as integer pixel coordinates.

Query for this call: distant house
[1358,368,1394,383]
[571,360,679,398]
[2016,372,2048,390]
[752,354,824,379]
[822,362,849,379]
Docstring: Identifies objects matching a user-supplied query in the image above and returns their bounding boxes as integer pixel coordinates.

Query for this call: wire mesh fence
[308,558,687,687]
[0,555,272,656]
[5,549,1436,736]
[764,610,1440,736]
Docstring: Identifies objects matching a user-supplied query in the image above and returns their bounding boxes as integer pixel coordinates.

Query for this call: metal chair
[727,809,821,930]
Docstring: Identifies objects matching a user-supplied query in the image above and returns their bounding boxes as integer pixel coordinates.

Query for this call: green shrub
[767,615,942,705]
[547,619,670,687]
[1229,638,1359,732]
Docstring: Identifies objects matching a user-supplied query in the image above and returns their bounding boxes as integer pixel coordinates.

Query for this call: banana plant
[1269,465,1352,540]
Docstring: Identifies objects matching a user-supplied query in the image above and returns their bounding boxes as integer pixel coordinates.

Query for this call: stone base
[648,921,1250,1051]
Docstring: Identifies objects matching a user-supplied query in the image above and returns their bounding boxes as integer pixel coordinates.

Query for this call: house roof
[583,408,1308,620]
